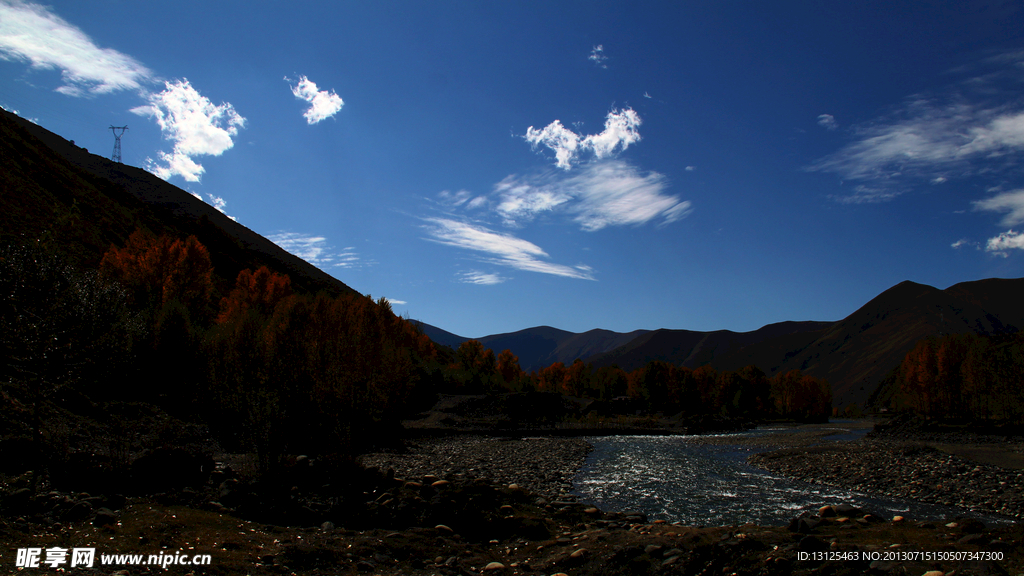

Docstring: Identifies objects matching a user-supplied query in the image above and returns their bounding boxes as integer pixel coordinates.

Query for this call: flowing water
[572,426,1009,527]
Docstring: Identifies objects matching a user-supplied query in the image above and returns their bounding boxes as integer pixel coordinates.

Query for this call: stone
[818,505,836,518]
[483,561,505,570]
[644,544,664,557]
[834,503,865,517]
[921,572,944,576]
[93,507,117,527]
[435,524,454,534]
[570,549,587,559]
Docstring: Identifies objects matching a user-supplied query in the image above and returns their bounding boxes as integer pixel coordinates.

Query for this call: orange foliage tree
[99,229,214,319]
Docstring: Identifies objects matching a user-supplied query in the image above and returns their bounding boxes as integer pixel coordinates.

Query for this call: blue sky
[3,1,1024,338]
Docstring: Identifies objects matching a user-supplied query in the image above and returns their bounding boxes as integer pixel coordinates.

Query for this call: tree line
[2,230,446,474]
[2,229,832,482]
[443,339,832,422]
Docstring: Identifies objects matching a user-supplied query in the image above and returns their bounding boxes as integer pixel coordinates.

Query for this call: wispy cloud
[131,79,245,182]
[829,185,901,205]
[985,229,1024,255]
[423,218,594,280]
[525,108,641,170]
[809,54,1024,202]
[384,298,407,306]
[287,75,344,124]
[588,45,608,69]
[267,231,361,269]
[458,271,508,285]
[973,188,1024,227]
[951,238,978,249]
[0,0,154,96]
[493,160,691,231]
[817,114,838,130]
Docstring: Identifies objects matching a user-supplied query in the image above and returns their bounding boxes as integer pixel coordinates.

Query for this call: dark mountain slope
[588,321,832,373]
[477,326,574,372]
[776,280,1011,408]
[419,325,651,372]
[943,277,1024,331]
[544,328,650,369]
[412,321,467,350]
[0,108,355,298]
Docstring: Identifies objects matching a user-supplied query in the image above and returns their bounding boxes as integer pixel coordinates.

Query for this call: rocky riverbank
[4,423,1024,575]
[749,428,1024,521]
[4,466,1023,575]
[361,436,592,502]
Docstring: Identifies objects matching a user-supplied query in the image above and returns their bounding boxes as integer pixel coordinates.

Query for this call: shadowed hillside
[587,321,831,374]
[423,326,652,372]
[0,108,355,298]
[774,280,1015,408]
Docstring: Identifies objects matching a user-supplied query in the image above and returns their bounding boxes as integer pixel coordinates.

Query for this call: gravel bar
[361,436,592,501]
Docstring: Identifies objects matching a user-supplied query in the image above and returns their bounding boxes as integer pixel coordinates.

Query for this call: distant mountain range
[4,108,1021,410]
[417,277,1023,408]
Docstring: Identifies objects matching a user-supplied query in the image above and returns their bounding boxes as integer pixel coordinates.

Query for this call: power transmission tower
[109,125,128,163]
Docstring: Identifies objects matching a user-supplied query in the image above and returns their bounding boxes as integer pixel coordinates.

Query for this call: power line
[109,125,128,163]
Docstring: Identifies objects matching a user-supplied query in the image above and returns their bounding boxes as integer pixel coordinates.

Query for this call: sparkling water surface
[572,427,1010,527]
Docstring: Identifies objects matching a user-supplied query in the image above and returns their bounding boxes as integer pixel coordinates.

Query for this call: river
[571,424,1009,527]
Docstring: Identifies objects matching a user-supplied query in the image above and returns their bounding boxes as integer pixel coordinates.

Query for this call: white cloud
[525,108,641,170]
[951,238,979,249]
[685,166,695,171]
[0,0,154,96]
[523,120,581,170]
[492,160,691,231]
[828,185,901,205]
[973,188,1024,227]
[588,45,608,68]
[458,271,508,285]
[131,79,245,182]
[985,229,1024,254]
[569,162,692,230]
[808,53,1024,202]
[817,114,838,130]
[810,100,1024,199]
[423,218,594,280]
[384,298,407,306]
[203,193,236,221]
[287,75,344,124]
[267,231,361,269]
[466,196,488,210]
[493,175,573,226]
[438,189,471,206]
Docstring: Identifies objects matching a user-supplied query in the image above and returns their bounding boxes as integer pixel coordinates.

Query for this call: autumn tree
[590,366,629,400]
[496,349,524,385]
[217,266,292,324]
[537,362,567,393]
[100,230,214,322]
[562,359,591,397]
